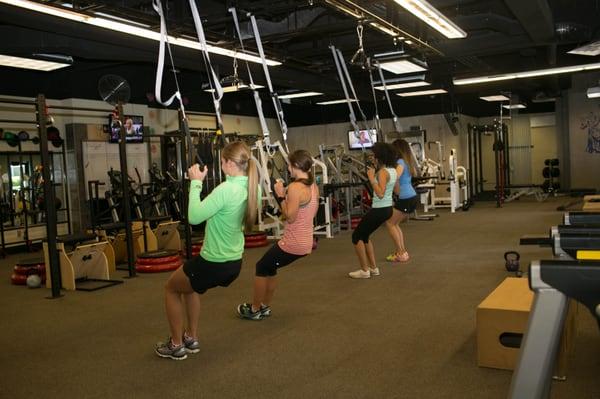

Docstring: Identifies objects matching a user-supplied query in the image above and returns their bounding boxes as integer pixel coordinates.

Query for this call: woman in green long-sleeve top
[155,141,259,360]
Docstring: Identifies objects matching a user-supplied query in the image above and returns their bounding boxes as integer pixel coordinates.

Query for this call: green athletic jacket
[188,175,248,262]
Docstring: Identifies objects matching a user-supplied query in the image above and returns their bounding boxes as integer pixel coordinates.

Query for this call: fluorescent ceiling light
[369,22,399,37]
[587,87,600,98]
[454,62,600,85]
[278,91,323,99]
[392,0,467,39]
[396,88,447,97]
[568,40,600,57]
[317,99,357,105]
[1,0,281,66]
[93,12,152,28]
[204,84,264,93]
[0,54,70,71]
[379,59,427,75]
[479,95,510,102]
[375,81,430,90]
[502,103,526,109]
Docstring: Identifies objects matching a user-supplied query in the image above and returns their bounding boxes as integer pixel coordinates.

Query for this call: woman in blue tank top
[348,142,398,279]
[385,139,419,262]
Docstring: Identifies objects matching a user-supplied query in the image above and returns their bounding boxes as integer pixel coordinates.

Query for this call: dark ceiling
[1,0,599,126]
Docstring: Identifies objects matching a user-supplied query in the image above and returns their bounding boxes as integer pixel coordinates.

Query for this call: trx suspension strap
[330,46,377,148]
[229,8,271,146]
[249,13,289,153]
[153,0,196,260]
[336,47,370,131]
[375,60,401,132]
[229,7,279,191]
[330,45,361,138]
[152,0,198,168]
[188,0,225,147]
[367,58,382,136]
[350,25,380,137]
[330,45,372,182]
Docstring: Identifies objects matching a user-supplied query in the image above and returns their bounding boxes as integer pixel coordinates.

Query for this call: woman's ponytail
[245,157,259,231]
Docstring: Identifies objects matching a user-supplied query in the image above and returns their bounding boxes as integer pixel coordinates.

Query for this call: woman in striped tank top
[349,142,398,279]
[237,150,320,320]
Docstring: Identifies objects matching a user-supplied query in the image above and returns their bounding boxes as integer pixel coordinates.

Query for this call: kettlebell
[504,251,520,272]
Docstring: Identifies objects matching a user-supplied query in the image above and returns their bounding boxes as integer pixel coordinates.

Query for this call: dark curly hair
[371,142,397,168]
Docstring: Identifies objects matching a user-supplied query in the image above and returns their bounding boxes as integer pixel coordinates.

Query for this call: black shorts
[183,255,242,294]
[256,243,306,277]
[352,206,393,244]
[394,196,418,214]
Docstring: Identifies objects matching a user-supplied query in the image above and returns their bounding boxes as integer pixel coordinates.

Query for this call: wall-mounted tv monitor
[109,115,144,143]
[348,129,377,149]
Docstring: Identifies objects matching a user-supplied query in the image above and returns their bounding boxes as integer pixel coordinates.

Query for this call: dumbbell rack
[542,158,560,193]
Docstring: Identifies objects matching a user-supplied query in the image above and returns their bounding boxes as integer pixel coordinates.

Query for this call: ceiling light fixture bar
[1,0,281,66]
[479,95,510,102]
[380,59,427,74]
[375,81,430,90]
[568,40,600,57]
[317,99,357,105]
[278,91,323,99]
[93,11,152,28]
[374,53,428,75]
[454,62,600,85]
[0,54,71,71]
[396,88,447,97]
[587,87,600,98]
[502,103,526,109]
[392,0,467,39]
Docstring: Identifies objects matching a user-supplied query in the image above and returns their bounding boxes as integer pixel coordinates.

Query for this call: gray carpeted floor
[1,198,599,399]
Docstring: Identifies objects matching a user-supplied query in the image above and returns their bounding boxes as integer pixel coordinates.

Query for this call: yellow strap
[577,250,600,260]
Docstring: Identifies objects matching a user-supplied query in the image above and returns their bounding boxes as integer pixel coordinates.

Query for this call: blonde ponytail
[245,157,259,231]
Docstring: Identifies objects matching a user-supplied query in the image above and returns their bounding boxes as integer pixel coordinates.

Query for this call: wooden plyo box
[476,277,577,374]
[583,195,600,211]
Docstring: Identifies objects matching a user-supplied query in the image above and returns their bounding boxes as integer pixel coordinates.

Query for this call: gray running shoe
[260,304,271,318]
[237,303,263,320]
[155,339,187,360]
[183,334,200,354]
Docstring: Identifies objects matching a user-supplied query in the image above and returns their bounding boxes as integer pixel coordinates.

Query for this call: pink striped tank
[278,184,319,255]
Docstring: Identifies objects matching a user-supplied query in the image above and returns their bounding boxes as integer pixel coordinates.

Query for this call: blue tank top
[397,159,417,199]
[372,167,397,208]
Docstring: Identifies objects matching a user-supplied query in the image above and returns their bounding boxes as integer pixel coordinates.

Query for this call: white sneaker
[369,267,380,276]
[349,269,371,279]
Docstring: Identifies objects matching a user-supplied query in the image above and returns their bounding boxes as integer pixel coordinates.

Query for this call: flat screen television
[109,115,144,143]
[348,129,377,149]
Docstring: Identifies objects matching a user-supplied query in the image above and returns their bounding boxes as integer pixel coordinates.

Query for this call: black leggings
[352,206,393,244]
[255,243,306,277]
